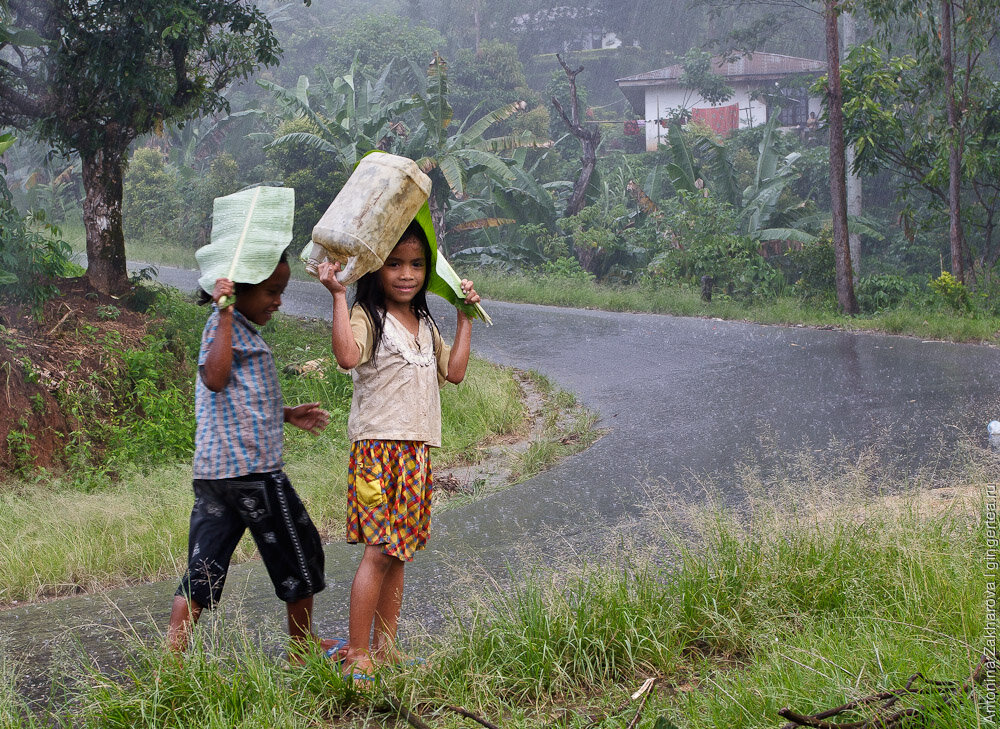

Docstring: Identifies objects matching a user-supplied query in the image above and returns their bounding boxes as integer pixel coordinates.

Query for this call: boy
[167,255,338,661]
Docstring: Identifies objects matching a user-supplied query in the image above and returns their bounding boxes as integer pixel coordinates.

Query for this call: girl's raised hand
[459,279,480,305]
[318,260,346,295]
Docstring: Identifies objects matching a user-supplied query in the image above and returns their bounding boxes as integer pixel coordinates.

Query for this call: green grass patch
[8,441,991,728]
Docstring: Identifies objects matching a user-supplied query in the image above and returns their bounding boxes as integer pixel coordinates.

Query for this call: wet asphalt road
[3,265,999,699]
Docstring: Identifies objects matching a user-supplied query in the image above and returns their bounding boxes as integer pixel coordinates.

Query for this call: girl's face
[236,261,290,325]
[378,236,426,307]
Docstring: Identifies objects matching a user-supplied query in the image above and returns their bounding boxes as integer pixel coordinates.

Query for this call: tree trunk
[842,9,863,276]
[81,147,129,295]
[552,54,601,218]
[941,0,965,283]
[825,0,858,315]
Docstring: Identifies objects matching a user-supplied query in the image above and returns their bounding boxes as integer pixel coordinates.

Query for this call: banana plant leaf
[413,203,492,325]
[196,186,295,307]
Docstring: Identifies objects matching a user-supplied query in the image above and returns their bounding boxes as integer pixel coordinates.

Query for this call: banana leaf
[196,186,295,307]
[413,203,492,325]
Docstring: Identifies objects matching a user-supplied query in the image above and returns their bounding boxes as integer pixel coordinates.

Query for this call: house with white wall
[616,52,825,151]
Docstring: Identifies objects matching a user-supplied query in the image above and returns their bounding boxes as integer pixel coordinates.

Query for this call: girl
[318,220,480,677]
[167,251,335,662]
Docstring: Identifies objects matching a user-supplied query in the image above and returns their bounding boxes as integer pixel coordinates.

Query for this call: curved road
[4,266,998,699]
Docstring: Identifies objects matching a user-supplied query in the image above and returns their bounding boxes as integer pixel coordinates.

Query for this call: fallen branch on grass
[446,704,502,729]
[383,693,434,729]
[778,653,991,729]
[580,677,657,729]
[626,678,656,729]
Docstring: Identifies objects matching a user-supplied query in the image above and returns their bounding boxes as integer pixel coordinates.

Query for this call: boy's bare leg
[345,545,397,674]
[166,595,203,652]
[371,559,405,663]
[286,596,313,643]
[286,595,326,663]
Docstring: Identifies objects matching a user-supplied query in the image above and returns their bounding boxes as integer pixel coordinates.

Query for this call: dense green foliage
[1,0,982,309]
[123,148,183,245]
[0,0,308,292]
[0,134,73,313]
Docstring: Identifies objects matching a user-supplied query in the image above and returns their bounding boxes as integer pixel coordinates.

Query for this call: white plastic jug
[302,153,432,284]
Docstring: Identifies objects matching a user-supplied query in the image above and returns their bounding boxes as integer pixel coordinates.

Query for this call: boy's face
[236,261,290,326]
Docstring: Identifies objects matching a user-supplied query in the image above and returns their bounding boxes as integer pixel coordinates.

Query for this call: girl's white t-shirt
[345,307,451,446]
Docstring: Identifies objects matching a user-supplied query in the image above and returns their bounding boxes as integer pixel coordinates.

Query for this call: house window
[772,87,810,127]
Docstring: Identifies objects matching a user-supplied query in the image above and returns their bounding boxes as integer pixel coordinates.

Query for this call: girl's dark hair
[353,220,436,364]
[198,249,290,305]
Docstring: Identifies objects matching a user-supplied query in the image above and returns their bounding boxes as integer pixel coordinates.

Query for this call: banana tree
[258,58,420,175]
[665,115,814,243]
[400,52,553,254]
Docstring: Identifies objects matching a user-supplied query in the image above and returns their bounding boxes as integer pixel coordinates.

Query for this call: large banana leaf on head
[196,186,295,308]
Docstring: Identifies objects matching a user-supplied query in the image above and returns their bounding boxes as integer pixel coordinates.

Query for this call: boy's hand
[318,260,347,295]
[459,279,480,305]
[213,278,235,311]
[285,402,330,435]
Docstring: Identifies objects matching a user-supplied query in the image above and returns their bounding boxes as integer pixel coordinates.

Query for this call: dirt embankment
[0,279,155,477]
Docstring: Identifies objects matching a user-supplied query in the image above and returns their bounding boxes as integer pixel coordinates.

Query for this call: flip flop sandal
[346,672,378,692]
[324,637,348,662]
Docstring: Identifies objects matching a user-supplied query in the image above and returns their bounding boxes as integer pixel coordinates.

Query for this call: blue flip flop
[347,672,378,691]
[323,637,348,662]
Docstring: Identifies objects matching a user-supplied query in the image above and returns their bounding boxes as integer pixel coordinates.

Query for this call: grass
[4,439,991,728]
[473,270,1000,345]
[506,372,601,484]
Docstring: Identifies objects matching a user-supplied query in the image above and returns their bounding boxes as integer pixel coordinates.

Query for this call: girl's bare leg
[371,558,405,662]
[345,545,398,673]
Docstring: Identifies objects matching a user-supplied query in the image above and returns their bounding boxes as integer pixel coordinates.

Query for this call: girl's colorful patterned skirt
[347,439,433,561]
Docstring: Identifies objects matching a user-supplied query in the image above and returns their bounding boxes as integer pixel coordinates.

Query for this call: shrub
[123,147,183,243]
[774,234,836,303]
[649,192,783,300]
[929,270,972,313]
[0,156,72,314]
[558,203,653,282]
[855,273,921,313]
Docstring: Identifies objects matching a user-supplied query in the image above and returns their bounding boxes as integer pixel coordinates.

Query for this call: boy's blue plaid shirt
[193,308,284,479]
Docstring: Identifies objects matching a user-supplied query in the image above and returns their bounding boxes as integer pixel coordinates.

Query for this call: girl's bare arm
[318,260,361,370]
[446,280,480,384]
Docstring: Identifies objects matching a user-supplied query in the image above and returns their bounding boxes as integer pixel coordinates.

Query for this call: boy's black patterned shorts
[175,471,326,607]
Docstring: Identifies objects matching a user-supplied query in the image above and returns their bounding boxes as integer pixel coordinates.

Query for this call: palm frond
[265,132,340,155]
[449,148,516,182]
[449,217,516,232]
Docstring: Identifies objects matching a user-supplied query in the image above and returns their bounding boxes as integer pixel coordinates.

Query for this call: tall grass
[404,440,991,727]
[8,440,991,727]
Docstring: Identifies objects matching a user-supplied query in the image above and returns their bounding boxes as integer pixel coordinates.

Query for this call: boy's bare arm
[201,278,235,392]
[446,280,480,384]
[318,260,361,370]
